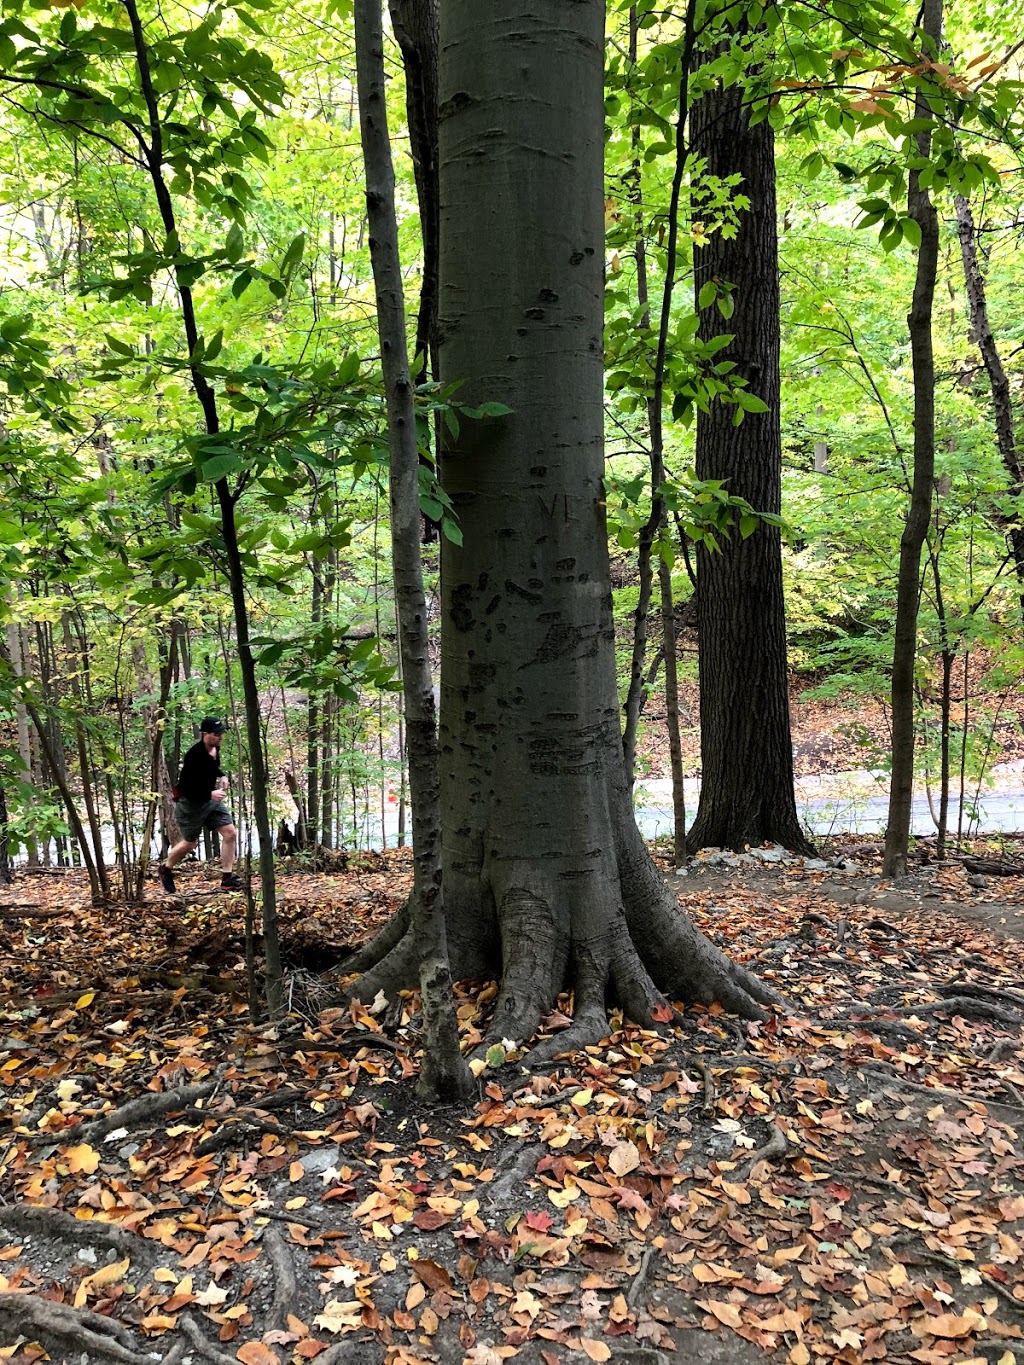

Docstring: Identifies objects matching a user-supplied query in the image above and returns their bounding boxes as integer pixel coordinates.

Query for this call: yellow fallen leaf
[720,1180,751,1205]
[548,1185,580,1208]
[74,992,95,1010]
[314,1300,363,1334]
[65,1143,100,1175]
[288,1161,305,1183]
[73,1256,130,1308]
[140,1315,178,1333]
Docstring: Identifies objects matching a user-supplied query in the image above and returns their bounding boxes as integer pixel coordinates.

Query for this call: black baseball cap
[200,717,227,734]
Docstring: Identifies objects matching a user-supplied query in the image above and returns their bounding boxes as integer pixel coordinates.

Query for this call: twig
[265,1225,299,1330]
[694,1057,715,1118]
[627,1246,658,1310]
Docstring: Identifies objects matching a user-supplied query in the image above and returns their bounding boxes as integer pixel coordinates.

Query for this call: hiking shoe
[220,872,244,891]
[158,865,176,894]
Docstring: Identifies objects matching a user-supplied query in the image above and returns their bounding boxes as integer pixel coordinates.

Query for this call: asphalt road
[635,786,1024,840]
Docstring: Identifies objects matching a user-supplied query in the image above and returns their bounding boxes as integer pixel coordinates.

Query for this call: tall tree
[347,0,777,1053]
[687,19,812,856]
[883,0,943,878]
[354,0,472,1099]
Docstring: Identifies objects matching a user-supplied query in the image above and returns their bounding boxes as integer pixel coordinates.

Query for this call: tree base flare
[342,840,782,1057]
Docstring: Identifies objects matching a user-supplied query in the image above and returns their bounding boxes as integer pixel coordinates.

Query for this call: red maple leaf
[525,1209,554,1232]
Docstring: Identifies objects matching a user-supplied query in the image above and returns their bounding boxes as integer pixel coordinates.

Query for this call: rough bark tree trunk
[355,0,473,1098]
[688,34,812,856]
[883,0,942,878]
[954,193,1024,617]
[345,0,777,1052]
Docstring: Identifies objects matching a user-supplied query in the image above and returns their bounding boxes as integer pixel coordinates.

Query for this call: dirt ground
[0,837,1023,1365]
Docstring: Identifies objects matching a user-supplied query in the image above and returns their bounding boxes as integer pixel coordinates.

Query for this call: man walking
[159,717,243,893]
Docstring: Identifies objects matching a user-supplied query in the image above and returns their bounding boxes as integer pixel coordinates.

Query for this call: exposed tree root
[0,1293,152,1364]
[180,1314,242,1365]
[859,1061,1024,1115]
[265,1225,298,1331]
[901,995,1022,1025]
[46,1075,223,1147]
[487,1142,545,1208]
[0,1204,150,1260]
[342,829,782,1053]
[736,1121,789,1182]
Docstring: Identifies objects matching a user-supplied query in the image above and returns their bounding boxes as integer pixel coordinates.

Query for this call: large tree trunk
[346,0,776,1053]
[687,39,812,856]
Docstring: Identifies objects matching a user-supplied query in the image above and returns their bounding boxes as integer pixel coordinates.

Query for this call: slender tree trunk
[122,0,281,1009]
[688,21,811,855]
[620,1,697,791]
[387,0,439,385]
[883,0,943,877]
[355,0,473,1098]
[954,193,1024,616]
[307,559,322,848]
[61,613,108,892]
[0,776,10,885]
[6,610,37,866]
[659,559,687,865]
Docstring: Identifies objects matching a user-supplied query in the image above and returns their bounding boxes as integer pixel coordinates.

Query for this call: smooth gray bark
[348,0,777,1049]
[354,0,472,1100]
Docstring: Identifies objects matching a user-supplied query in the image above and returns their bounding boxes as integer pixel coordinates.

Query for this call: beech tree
[346,0,777,1050]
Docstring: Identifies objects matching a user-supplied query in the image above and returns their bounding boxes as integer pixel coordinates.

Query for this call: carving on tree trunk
[344,0,779,1050]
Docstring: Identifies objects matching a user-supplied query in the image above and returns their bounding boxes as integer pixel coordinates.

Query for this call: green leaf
[201,453,243,481]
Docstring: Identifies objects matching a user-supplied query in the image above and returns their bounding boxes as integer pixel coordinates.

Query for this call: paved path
[635,783,1024,840]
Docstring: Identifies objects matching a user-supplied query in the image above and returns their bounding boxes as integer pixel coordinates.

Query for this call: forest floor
[1,834,1024,1365]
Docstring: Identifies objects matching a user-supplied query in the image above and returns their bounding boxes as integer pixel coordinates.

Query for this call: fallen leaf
[236,1345,281,1365]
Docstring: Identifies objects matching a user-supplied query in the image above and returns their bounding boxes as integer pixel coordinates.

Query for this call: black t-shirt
[177,740,223,804]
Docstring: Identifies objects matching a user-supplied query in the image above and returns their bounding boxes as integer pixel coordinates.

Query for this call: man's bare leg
[219,824,237,875]
[165,838,198,871]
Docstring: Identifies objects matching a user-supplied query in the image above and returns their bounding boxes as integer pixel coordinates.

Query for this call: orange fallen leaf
[579,1340,611,1362]
[700,1300,744,1329]
[236,1344,281,1365]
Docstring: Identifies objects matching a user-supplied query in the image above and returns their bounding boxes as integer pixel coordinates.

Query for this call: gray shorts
[176,798,234,843]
